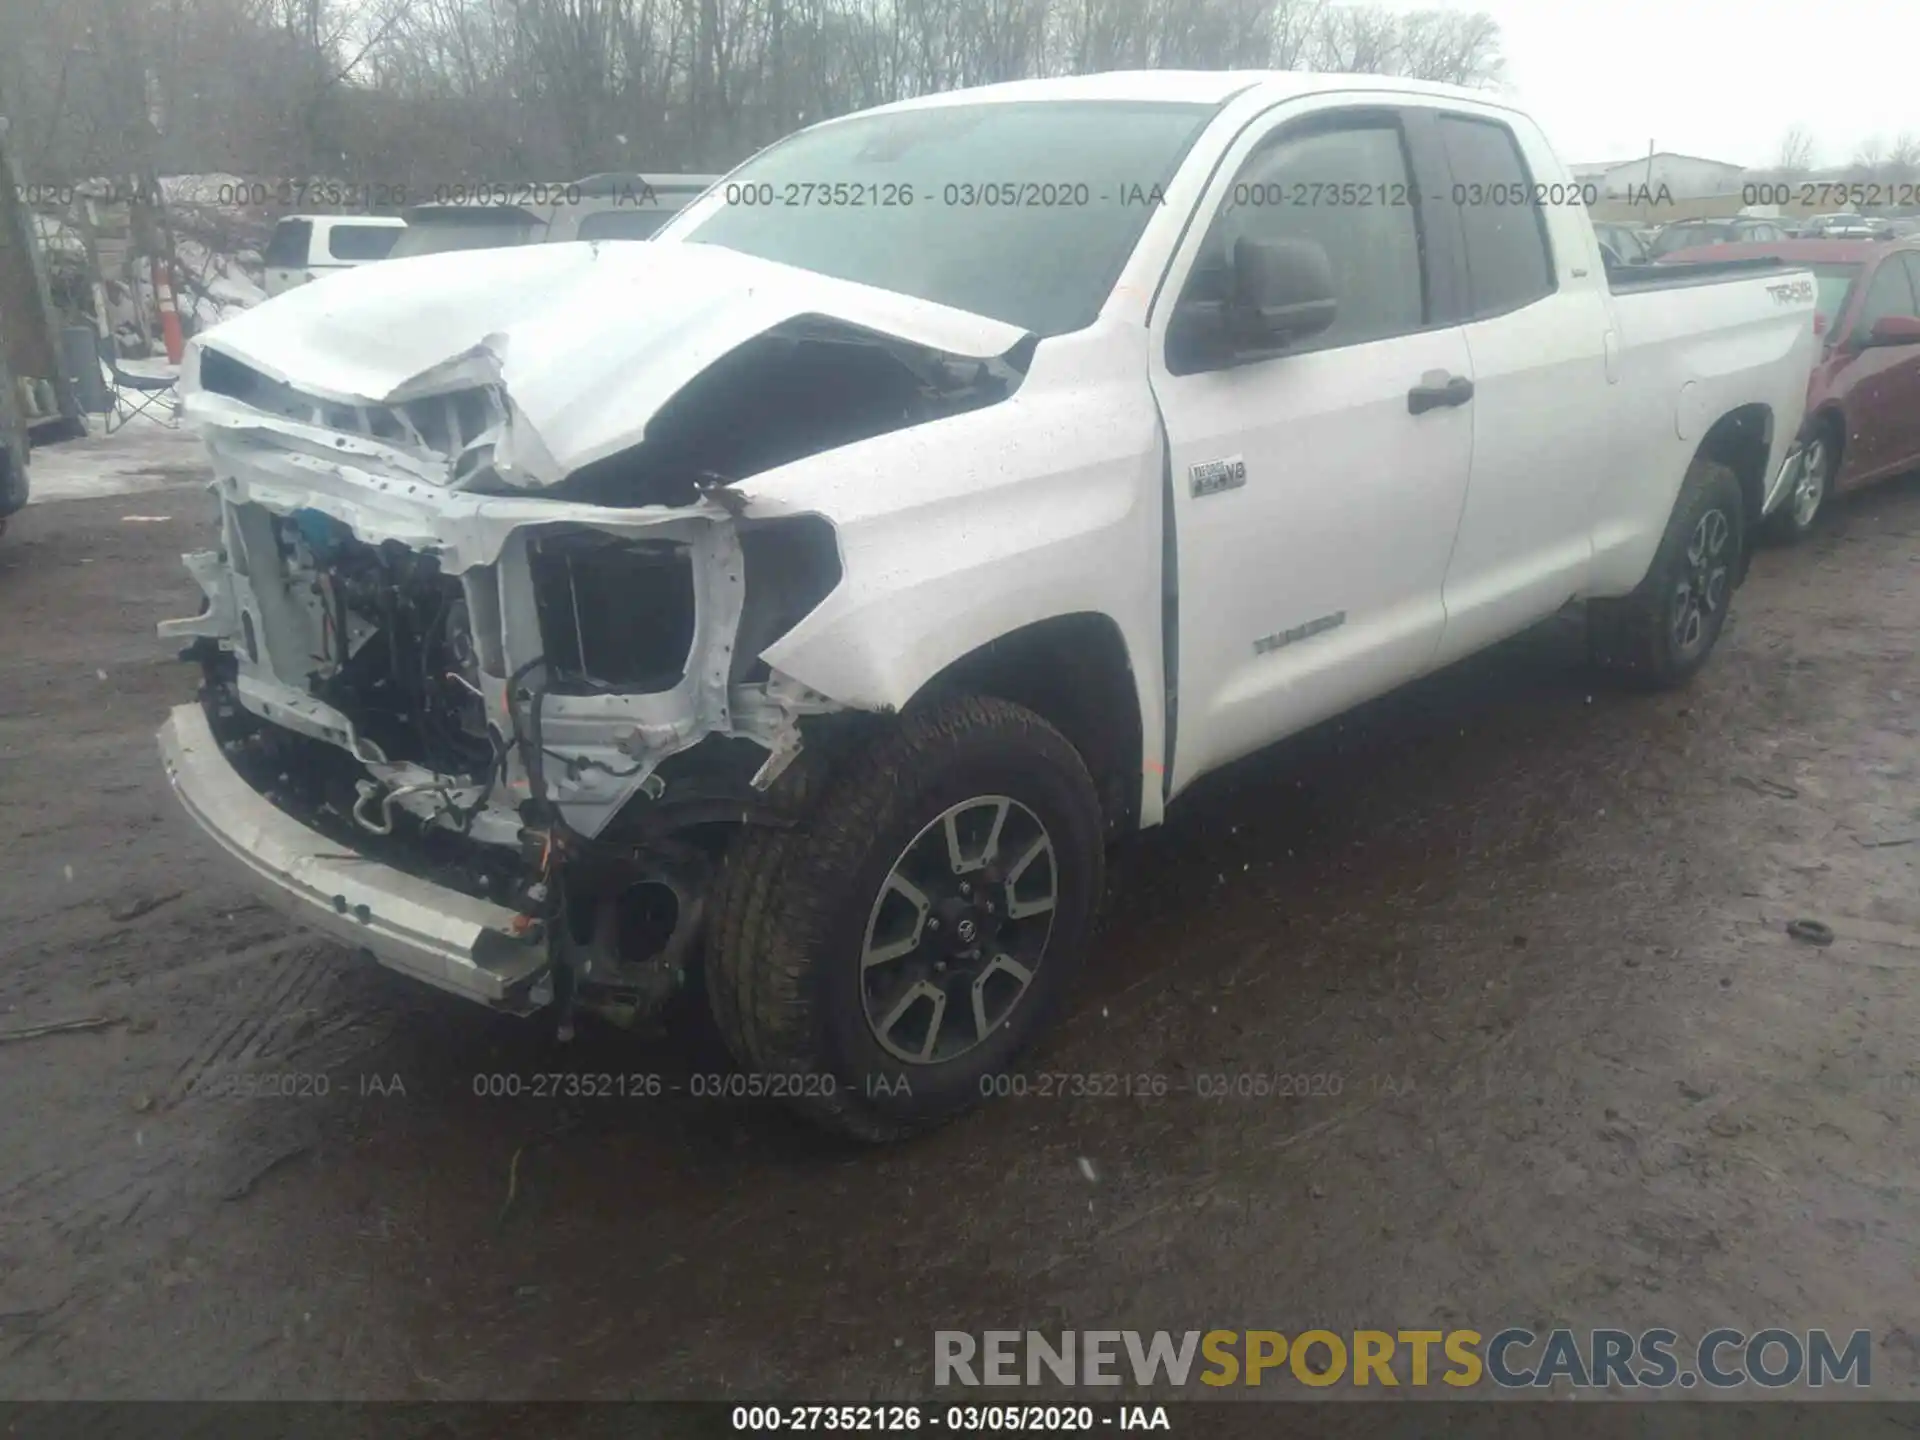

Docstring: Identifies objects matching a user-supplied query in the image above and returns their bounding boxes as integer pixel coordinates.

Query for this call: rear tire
[1588,457,1745,690]
[704,694,1105,1141]
[1763,421,1835,545]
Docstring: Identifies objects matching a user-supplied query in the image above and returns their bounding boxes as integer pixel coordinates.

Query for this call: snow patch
[26,420,210,504]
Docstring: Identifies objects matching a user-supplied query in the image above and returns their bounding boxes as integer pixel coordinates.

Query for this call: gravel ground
[0,469,1915,1404]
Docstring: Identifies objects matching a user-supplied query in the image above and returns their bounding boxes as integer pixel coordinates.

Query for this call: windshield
[1809,263,1862,327]
[663,100,1217,336]
[388,214,542,258]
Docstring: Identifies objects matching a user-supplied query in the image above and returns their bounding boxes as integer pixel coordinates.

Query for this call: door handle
[1407,373,1474,415]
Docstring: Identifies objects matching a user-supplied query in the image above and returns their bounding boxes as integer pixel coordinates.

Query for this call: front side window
[1853,257,1919,334]
[1176,117,1426,357]
[1438,115,1554,316]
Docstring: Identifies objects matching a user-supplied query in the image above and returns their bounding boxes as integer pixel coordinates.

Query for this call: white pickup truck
[156,72,1816,1138]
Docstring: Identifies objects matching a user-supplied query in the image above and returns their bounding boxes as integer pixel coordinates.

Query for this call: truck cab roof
[859,68,1500,112]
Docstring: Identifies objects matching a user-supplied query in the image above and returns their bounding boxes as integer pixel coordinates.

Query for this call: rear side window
[1438,116,1554,317]
[328,224,402,261]
[264,219,312,268]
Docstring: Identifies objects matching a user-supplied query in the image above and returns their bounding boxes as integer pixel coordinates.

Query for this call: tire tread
[1589,457,1744,690]
[706,695,1102,1141]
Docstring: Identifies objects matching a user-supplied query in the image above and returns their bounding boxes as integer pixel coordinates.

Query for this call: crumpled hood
[187,240,1028,484]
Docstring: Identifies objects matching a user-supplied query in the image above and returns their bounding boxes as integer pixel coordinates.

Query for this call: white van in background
[262,215,408,296]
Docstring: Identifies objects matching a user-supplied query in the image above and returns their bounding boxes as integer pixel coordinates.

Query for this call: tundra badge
[1190,456,1248,497]
[1254,610,1347,656]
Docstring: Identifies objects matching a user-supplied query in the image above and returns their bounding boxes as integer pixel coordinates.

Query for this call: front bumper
[158,703,551,1010]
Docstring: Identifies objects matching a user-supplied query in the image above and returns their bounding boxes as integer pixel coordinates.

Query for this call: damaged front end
[156,250,1029,1025]
[160,456,843,1024]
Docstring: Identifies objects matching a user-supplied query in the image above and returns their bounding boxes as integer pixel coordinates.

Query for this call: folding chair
[99,336,182,434]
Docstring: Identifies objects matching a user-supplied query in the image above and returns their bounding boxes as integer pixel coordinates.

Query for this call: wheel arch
[906,612,1146,843]
[1807,401,1847,474]
[1692,403,1773,581]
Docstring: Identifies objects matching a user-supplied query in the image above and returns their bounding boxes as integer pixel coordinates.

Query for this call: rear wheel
[1589,457,1745,690]
[704,694,1105,1140]
[1764,422,1835,544]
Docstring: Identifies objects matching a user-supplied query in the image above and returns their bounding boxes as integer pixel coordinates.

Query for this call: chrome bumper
[157,704,550,1010]
[1762,441,1806,518]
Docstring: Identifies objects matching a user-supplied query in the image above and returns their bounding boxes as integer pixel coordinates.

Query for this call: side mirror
[1166,237,1340,371]
[1865,315,1920,347]
[1228,237,1339,348]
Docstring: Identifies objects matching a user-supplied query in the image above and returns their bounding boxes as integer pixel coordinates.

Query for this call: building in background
[1573,152,1748,201]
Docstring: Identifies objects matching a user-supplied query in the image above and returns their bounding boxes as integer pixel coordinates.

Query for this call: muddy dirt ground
[1,469,1916,1404]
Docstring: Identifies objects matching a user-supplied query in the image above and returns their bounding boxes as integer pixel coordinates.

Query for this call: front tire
[705,695,1105,1141]
[1588,457,1746,690]
[1764,422,1835,544]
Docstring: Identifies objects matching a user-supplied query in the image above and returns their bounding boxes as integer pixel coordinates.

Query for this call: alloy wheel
[1670,506,1733,659]
[859,795,1058,1065]
[1792,436,1829,530]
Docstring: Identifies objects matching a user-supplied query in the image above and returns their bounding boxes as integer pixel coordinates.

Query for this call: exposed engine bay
[160,279,1031,1026]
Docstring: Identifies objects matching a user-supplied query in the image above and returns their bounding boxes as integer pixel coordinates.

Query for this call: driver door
[1839,254,1920,484]
[1147,104,1475,792]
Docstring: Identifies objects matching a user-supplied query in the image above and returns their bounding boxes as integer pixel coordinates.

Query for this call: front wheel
[704,694,1105,1140]
[1764,425,1834,544]
[1588,457,1746,690]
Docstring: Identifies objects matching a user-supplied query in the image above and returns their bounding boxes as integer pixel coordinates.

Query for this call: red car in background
[1657,239,1920,540]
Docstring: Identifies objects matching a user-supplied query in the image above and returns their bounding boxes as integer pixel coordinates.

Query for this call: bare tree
[1307,3,1397,73]
[1774,124,1815,177]
[1888,132,1920,182]
[1388,9,1503,87]
[1850,135,1884,180]
[3,0,1508,187]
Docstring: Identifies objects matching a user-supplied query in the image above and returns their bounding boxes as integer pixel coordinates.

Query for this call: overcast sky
[1383,0,1911,169]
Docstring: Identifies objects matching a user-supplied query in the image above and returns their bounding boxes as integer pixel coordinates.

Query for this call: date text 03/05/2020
[731,1405,1170,1432]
